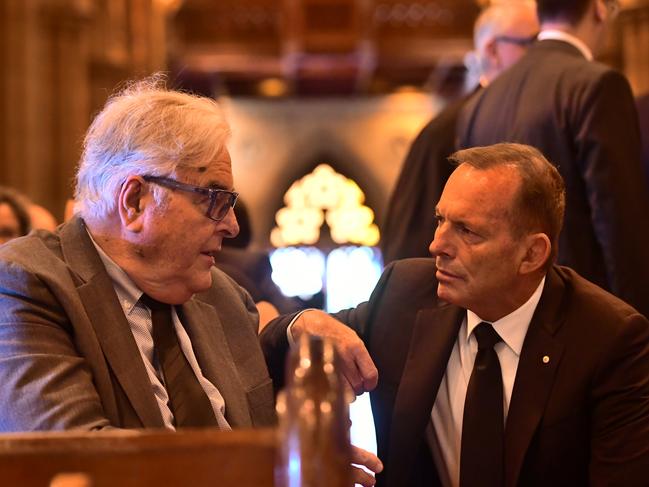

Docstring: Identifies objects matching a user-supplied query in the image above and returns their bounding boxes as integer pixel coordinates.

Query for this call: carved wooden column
[40,0,93,217]
[0,0,91,218]
[0,0,48,201]
[0,0,176,219]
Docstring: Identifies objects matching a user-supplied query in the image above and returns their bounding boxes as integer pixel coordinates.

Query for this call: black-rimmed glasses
[493,34,538,47]
[142,175,238,222]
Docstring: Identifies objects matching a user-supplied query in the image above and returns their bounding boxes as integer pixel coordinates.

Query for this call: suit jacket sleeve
[0,259,112,432]
[573,70,649,314]
[589,310,649,485]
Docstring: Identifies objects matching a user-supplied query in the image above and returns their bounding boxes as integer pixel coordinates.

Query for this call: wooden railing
[0,428,276,487]
[0,336,352,487]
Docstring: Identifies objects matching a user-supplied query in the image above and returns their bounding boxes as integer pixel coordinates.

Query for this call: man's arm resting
[260,308,378,396]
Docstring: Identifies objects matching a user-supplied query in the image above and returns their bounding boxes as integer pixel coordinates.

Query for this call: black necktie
[141,294,218,428]
[460,322,504,487]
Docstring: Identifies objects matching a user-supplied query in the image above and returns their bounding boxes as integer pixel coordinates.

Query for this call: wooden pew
[0,428,276,487]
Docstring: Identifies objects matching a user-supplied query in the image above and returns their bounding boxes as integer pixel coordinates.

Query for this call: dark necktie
[141,294,218,428]
[460,322,504,487]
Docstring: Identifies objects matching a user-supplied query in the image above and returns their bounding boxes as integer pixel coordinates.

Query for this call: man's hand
[291,310,378,396]
[351,445,384,486]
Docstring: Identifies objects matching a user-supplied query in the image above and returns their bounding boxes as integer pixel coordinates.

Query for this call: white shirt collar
[538,29,593,61]
[466,276,546,356]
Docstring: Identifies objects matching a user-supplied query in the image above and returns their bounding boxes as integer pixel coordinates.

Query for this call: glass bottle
[276,334,352,487]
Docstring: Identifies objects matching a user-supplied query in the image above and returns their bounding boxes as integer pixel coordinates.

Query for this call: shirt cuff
[286,308,319,347]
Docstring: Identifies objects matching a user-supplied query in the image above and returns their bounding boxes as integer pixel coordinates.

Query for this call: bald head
[474,1,539,85]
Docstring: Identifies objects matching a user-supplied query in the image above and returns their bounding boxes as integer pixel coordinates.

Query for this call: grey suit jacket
[0,217,276,432]
[458,39,649,317]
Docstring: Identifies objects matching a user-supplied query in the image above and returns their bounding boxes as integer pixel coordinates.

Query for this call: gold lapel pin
[542,355,550,364]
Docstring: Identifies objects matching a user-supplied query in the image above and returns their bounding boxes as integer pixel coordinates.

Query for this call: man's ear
[519,233,551,275]
[483,38,501,70]
[118,176,149,232]
[594,0,608,22]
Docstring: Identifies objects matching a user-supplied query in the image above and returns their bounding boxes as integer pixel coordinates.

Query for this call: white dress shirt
[538,29,593,61]
[89,233,231,430]
[428,278,546,487]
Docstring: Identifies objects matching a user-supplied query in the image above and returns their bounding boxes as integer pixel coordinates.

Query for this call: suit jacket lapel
[180,298,251,428]
[504,268,567,487]
[60,217,165,428]
[387,304,463,485]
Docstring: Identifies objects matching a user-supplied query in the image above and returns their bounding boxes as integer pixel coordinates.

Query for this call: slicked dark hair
[537,0,591,24]
[448,143,566,269]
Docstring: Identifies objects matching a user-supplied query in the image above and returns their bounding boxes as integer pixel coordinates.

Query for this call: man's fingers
[339,340,378,395]
[352,345,379,392]
[297,310,378,395]
[342,381,356,403]
[351,466,377,487]
[340,349,365,395]
[351,445,383,474]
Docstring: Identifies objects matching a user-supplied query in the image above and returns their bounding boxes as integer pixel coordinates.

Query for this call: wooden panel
[0,428,276,487]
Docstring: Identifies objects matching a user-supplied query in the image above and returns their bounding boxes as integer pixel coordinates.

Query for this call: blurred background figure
[64,199,76,223]
[637,92,649,190]
[27,203,58,232]
[0,186,31,245]
[381,1,539,264]
[214,199,301,327]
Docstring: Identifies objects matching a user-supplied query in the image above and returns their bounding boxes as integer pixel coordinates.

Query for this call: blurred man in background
[458,0,649,316]
[381,1,538,264]
[0,186,31,245]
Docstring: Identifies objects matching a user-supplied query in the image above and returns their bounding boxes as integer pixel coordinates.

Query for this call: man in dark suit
[263,143,649,486]
[458,0,649,316]
[381,1,538,264]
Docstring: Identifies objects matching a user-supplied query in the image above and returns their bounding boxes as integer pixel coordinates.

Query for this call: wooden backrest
[0,428,276,487]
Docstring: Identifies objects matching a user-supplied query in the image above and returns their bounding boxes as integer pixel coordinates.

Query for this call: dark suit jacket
[262,259,649,487]
[637,92,649,190]
[458,39,649,317]
[381,94,471,264]
[0,217,276,432]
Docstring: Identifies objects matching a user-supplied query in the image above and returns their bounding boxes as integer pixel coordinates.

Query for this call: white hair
[74,74,231,220]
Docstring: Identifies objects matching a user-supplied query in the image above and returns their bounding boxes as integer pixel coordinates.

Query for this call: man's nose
[218,207,239,239]
[429,224,449,258]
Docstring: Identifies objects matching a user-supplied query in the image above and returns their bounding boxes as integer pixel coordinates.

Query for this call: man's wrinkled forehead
[178,148,234,190]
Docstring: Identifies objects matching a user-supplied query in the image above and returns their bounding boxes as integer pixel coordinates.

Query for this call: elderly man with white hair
[0,76,382,486]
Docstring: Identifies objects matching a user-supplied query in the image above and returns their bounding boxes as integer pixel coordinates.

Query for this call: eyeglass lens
[208,191,237,221]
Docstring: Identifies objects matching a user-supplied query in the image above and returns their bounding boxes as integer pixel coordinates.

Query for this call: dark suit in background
[381,96,469,264]
[0,217,276,431]
[262,258,649,486]
[637,92,649,190]
[458,39,649,317]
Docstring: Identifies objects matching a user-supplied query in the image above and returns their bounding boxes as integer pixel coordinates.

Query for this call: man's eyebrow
[205,181,236,192]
